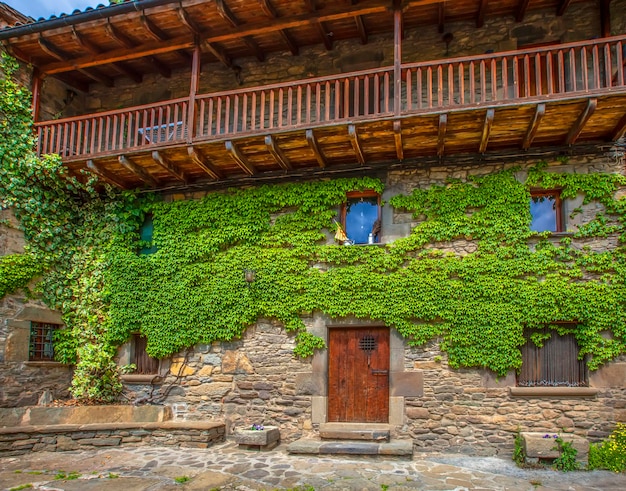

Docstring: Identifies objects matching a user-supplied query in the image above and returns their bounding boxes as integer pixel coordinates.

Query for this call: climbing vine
[1,52,626,402]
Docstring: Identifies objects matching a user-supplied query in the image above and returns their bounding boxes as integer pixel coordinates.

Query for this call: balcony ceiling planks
[52,92,626,191]
[1,0,594,86]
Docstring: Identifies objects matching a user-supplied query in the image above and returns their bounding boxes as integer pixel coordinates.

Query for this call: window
[132,334,159,375]
[139,213,157,255]
[29,322,60,361]
[518,327,587,387]
[341,191,381,244]
[530,190,562,232]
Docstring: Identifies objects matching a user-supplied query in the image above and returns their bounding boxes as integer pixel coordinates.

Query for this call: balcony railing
[36,35,626,159]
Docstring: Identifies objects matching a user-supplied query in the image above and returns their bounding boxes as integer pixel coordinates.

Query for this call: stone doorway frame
[307,314,424,427]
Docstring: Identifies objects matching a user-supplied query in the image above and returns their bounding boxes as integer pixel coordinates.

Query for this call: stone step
[287,438,413,457]
[319,422,391,441]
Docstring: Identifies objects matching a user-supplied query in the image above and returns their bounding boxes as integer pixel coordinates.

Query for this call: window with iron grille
[132,334,160,375]
[29,322,60,361]
[518,327,588,387]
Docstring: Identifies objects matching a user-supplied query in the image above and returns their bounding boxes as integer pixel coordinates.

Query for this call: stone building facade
[1,0,625,458]
[114,151,626,456]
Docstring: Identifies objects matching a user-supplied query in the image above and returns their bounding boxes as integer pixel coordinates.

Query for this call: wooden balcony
[36,35,626,190]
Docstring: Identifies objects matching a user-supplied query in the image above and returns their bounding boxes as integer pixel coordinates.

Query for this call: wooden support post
[151,151,189,184]
[188,146,222,179]
[479,108,495,154]
[306,129,327,168]
[86,160,129,189]
[225,140,256,175]
[265,135,292,170]
[437,113,448,157]
[523,103,546,150]
[600,0,612,38]
[188,44,201,143]
[393,120,403,161]
[119,155,158,187]
[565,98,597,145]
[348,124,366,165]
[393,4,402,118]
[31,70,42,123]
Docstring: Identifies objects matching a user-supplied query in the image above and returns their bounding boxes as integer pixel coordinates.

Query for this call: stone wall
[0,211,72,407]
[81,2,606,114]
[114,150,626,457]
[0,421,225,456]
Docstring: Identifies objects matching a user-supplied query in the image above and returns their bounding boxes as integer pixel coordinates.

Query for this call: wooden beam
[265,135,292,170]
[556,0,573,16]
[41,36,192,75]
[437,113,447,157]
[354,15,368,44]
[118,155,158,187]
[600,0,612,38]
[476,0,488,28]
[187,146,222,180]
[258,0,299,55]
[438,3,445,33]
[71,27,142,83]
[516,0,531,22]
[479,108,495,153]
[523,103,546,150]
[394,6,402,117]
[393,120,404,160]
[39,35,113,86]
[151,151,189,184]
[104,21,171,78]
[243,37,266,62]
[609,112,626,141]
[86,160,129,189]
[203,41,233,68]
[348,124,366,165]
[565,98,597,145]
[306,129,327,168]
[225,141,256,175]
[140,14,190,64]
[216,0,239,27]
[31,70,42,123]
[140,15,169,41]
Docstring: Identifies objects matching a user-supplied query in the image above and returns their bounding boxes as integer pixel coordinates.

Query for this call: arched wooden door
[328,327,389,423]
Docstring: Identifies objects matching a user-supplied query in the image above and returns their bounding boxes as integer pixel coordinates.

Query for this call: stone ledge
[287,438,413,456]
[0,421,225,435]
[509,387,598,398]
[0,421,226,455]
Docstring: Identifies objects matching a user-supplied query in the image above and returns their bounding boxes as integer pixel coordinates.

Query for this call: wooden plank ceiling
[1,0,593,92]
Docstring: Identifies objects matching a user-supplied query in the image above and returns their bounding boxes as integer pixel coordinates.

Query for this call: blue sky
[4,0,99,19]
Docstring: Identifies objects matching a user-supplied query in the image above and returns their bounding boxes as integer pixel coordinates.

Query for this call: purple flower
[251,424,264,431]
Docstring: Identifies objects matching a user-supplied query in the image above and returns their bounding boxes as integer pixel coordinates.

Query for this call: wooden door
[328,327,389,422]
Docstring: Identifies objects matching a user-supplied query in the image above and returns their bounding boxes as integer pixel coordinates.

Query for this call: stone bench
[520,432,589,466]
[0,406,225,456]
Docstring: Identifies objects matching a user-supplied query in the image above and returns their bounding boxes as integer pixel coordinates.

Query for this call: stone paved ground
[1,441,626,491]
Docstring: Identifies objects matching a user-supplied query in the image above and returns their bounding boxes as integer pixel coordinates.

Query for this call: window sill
[24,361,68,367]
[509,387,598,398]
[121,374,164,384]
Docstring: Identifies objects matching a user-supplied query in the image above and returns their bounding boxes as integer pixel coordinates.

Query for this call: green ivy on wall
[0,253,40,298]
[1,53,626,402]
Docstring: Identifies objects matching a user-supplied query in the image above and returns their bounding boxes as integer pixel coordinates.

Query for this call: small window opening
[29,322,60,361]
[518,327,587,387]
[530,190,563,232]
[132,334,160,375]
[139,213,157,255]
[342,191,381,244]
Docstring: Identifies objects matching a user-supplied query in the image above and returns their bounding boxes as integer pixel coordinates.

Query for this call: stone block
[390,371,423,397]
[235,426,280,448]
[521,432,589,464]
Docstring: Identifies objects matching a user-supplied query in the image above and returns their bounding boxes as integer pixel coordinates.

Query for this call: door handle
[371,369,388,375]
